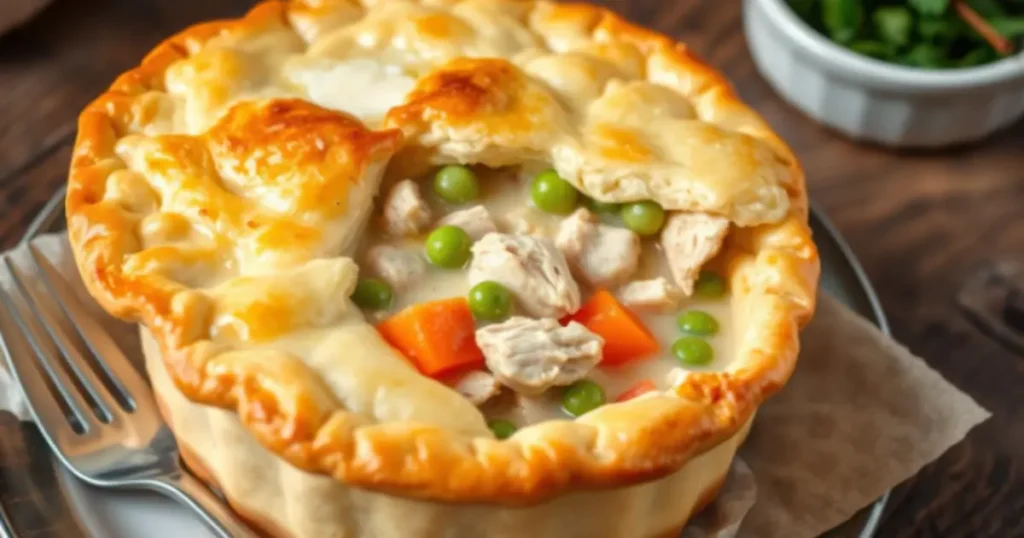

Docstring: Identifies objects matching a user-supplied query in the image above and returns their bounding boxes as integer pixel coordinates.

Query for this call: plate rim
[809,201,890,538]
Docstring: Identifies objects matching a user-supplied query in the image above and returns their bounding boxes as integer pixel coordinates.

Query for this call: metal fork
[0,244,254,538]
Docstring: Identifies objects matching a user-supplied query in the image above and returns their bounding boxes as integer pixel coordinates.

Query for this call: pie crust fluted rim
[66,0,820,504]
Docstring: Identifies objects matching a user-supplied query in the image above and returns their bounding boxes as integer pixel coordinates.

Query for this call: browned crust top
[66,0,819,504]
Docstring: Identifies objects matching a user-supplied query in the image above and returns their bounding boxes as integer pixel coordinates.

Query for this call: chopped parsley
[787,0,1024,68]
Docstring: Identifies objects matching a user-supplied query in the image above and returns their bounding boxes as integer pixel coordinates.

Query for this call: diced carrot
[563,290,659,366]
[615,380,657,402]
[376,297,484,377]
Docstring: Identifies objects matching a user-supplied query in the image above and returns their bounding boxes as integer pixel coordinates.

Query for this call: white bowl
[743,0,1024,147]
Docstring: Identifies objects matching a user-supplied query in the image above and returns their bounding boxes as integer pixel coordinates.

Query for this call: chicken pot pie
[66,1,819,537]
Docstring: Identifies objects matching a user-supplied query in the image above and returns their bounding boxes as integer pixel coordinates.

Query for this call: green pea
[425,225,472,268]
[468,281,513,322]
[350,278,393,310]
[531,169,578,215]
[694,271,727,298]
[677,310,719,336]
[488,419,517,440]
[620,201,665,236]
[672,337,714,366]
[434,165,480,204]
[584,196,621,214]
[562,380,606,417]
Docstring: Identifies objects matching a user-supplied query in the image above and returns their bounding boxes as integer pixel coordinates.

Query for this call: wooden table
[1,1,1021,536]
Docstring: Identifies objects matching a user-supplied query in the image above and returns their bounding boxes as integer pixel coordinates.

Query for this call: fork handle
[152,472,256,538]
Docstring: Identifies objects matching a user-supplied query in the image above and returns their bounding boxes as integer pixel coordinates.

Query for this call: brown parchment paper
[1,237,991,537]
[687,294,990,537]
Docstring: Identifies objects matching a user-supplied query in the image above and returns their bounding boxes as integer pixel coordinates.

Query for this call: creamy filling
[356,165,732,425]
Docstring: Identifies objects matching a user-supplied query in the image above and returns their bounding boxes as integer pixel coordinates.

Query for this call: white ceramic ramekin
[743,0,1024,148]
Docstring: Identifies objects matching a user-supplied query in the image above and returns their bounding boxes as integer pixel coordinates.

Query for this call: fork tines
[0,243,152,440]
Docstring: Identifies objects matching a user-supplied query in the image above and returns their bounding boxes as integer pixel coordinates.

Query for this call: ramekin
[142,328,752,538]
[743,0,1024,147]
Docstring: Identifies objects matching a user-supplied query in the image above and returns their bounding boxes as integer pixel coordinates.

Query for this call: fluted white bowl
[743,0,1024,148]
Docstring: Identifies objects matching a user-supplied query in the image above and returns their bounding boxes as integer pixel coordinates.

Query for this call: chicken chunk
[475,317,603,396]
[617,277,682,312]
[555,208,640,288]
[364,245,425,291]
[469,233,580,318]
[450,370,502,406]
[437,205,497,241]
[382,179,432,236]
[660,212,730,295]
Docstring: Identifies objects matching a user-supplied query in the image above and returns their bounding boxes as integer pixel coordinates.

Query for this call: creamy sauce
[357,165,732,423]
[285,57,417,127]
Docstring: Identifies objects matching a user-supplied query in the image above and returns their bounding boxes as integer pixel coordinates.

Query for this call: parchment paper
[0,235,990,537]
[688,293,990,537]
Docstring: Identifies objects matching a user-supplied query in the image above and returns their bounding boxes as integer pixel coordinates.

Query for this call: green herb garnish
[788,0,1024,68]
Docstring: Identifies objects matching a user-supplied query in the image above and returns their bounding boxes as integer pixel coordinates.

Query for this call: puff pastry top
[66,0,819,503]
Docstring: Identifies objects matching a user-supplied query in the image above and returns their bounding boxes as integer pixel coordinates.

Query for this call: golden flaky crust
[66,0,819,506]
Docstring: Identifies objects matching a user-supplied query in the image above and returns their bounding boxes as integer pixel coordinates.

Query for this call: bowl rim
[754,0,1024,91]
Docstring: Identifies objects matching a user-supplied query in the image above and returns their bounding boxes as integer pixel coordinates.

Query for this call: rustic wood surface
[1,1,1021,537]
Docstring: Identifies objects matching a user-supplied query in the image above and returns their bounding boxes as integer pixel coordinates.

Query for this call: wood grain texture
[0,1,1020,537]
[0,413,87,538]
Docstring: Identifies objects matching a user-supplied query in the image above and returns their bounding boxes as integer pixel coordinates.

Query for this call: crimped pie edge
[146,325,753,537]
[66,0,820,504]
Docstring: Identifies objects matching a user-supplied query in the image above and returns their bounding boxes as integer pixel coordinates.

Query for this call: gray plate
[0,191,888,538]
[812,202,889,538]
